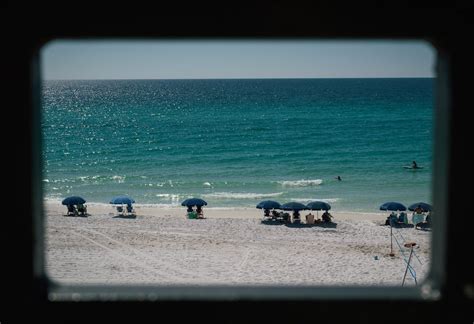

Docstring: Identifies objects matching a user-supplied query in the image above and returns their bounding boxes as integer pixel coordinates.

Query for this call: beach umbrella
[306,201,331,211]
[380,201,407,211]
[181,198,208,207]
[110,196,135,205]
[62,196,86,205]
[408,202,432,212]
[280,202,307,211]
[256,200,281,210]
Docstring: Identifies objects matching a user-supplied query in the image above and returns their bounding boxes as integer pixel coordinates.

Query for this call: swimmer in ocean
[336,176,342,181]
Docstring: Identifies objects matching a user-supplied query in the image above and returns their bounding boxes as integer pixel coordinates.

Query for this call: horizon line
[43,76,435,81]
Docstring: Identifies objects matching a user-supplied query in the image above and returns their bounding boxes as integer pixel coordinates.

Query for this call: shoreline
[44,200,386,222]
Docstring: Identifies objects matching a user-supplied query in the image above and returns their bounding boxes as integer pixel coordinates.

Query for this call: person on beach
[398,211,408,224]
[385,211,398,225]
[414,205,423,214]
[425,211,432,225]
[186,206,197,219]
[196,206,204,218]
[305,212,315,224]
[322,210,333,223]
[293,211,301,223]
[67,204,77,216]
[271,210,280,219]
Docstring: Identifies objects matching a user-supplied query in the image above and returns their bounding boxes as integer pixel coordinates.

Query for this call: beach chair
[77,204,87,217]
[398,212,408,224]
[116,206,124,216]
[322,212,333,223]
[126,205,136,217]
[67,204,78,216]
[416,214,432,230]
[412,213,425,227]
[306,214,315,224]
[281,213,291,223]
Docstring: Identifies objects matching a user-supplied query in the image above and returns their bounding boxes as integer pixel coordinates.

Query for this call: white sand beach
[45,201,431,286]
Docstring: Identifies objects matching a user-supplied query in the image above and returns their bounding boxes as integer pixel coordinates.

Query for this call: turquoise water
[42,78,433,212]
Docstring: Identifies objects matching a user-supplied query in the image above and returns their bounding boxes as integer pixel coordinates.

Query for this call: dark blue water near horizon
[42,78,433,212]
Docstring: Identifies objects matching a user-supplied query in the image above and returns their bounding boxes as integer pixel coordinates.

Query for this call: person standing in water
[412,161,418,168]
[336,176,342,181]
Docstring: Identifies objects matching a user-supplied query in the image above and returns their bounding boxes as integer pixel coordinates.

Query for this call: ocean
[41,78,433,212]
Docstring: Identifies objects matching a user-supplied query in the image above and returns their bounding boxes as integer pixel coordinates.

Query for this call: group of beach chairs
[262,210,334,225]
[66,204,88,217]
[115,204,136,218]
[65,204,137,218]
[385,211,432,230]
[186,206,204,219]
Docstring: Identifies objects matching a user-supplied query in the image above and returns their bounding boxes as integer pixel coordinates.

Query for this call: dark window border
[40,39,440,302]
[5,5,473,323]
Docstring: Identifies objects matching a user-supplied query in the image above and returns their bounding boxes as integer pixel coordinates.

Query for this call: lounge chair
[306,214,315,224]
[412,213,425,227]
[392,221,414,228]
[416,214,431,230]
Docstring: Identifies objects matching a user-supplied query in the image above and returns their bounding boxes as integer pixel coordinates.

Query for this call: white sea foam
[203,192,284,199]
[155,194,181,200]
[203,182,212,187]
[112,175,125,183]
[278,179,323,187]
[293,198,340,203]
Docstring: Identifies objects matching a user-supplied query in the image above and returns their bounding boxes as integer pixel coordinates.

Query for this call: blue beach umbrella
[110,196,135,205]
[256,200,281,210]
[280,202,307,211]
[380,201,407,211]
[62,196,86,205]
[306,201,331,211]
[181,198,208,207]
[408,202,432,212]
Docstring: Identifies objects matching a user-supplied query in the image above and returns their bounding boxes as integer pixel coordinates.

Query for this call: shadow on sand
[285,222,337,229]
[113,215,137,219]
[63,214,90,217]
[260,219,285,225]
